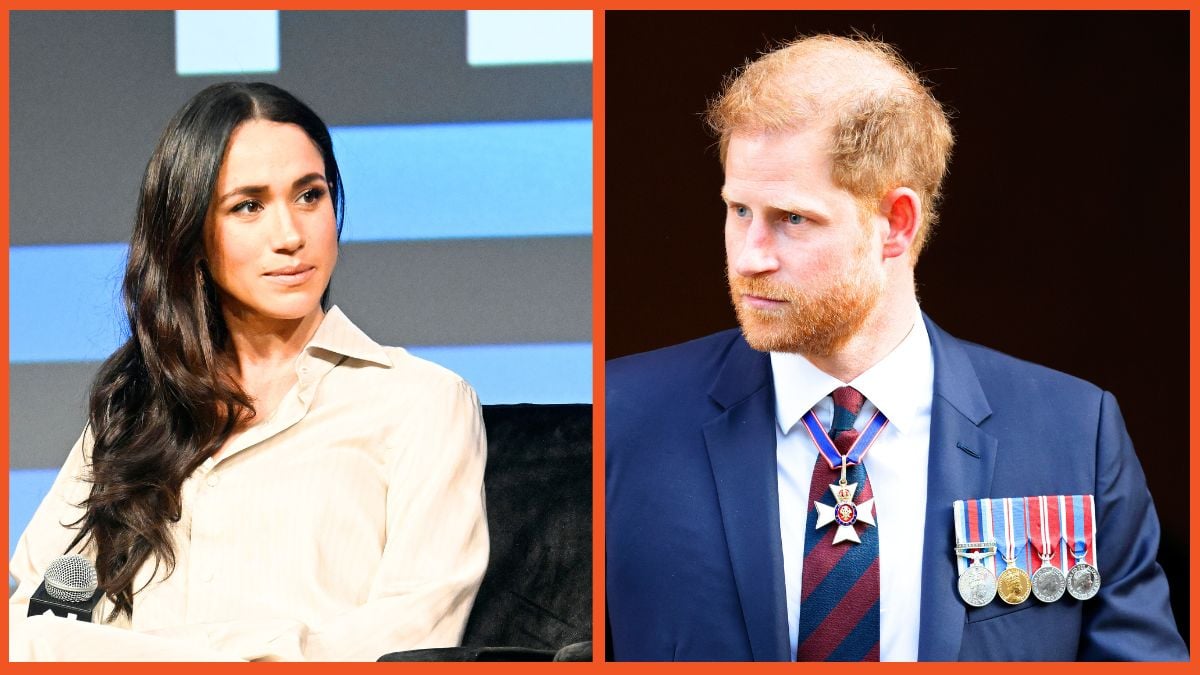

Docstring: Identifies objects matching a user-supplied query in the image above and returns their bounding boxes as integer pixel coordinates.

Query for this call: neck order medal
[802,409,888,546]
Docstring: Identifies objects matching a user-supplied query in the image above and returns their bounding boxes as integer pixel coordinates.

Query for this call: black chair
[380,403,592,662]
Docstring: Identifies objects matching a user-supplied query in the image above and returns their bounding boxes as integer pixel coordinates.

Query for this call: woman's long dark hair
[68,83,344,620]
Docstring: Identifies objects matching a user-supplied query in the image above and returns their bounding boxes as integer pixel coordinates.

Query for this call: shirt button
[206,474,219,488]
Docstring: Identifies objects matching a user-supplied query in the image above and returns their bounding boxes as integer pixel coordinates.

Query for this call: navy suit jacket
[605,316,1186,661]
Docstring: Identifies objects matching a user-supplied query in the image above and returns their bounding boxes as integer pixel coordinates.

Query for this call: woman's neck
[222,306,325,379]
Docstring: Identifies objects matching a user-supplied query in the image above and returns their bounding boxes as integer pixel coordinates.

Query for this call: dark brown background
[605,10,1188,647]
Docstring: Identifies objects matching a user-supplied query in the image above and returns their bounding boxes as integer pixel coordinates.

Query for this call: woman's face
[204,120,338,326]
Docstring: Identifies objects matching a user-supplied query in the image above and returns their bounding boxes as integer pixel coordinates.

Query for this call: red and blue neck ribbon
[800,408,889,470]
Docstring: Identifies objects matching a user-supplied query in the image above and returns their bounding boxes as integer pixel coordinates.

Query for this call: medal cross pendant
[813,459,876,545]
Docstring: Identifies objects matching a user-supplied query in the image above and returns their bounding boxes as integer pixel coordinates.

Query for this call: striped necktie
[795,386,881,661]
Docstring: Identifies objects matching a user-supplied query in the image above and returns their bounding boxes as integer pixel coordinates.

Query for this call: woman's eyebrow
[218,173,327,203]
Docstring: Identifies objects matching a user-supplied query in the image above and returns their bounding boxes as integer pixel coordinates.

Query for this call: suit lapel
[702,336,791,661]
[917,316,998,661]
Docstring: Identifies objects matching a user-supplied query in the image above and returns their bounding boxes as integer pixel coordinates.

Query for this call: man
[605,35,1187,661]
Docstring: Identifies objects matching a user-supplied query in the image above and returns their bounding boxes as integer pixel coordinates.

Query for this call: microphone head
[43,554,99,603]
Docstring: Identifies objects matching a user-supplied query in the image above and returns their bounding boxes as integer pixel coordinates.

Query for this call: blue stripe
[10,242,590,378]
[332,119,592,241]
[175,11,280,76]
[407,342,591,404]
[1011,498,1029,572]
[466,10,592,66]
[796,523,878,647]
[801,413,840,468]
[1071,494,1086,559]
[825,597,881,661]
[800,411,886,470]
[9,469,60,562]
[990,498,1008,570]
[10,243,128,363]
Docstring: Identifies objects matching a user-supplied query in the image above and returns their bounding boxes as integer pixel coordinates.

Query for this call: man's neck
[803,293,919,383]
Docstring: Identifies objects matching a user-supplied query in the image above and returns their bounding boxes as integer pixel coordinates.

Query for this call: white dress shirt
[773,311,934,661]
[9,307,489,661]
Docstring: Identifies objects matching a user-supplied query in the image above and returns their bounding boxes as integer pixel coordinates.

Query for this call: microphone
[27,554,103,621]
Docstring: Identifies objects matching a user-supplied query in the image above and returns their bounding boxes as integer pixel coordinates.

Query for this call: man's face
[723,126,886,356]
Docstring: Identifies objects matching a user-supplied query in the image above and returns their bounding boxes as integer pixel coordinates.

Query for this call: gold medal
[995,498,1031,605]
[997,562,1032,604]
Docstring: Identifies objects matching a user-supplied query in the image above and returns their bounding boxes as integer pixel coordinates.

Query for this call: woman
[9,83,488,661]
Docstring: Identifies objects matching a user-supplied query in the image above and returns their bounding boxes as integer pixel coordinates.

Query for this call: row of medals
[955,542,1101,607]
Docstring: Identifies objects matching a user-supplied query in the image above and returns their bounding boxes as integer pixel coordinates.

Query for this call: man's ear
[879,187,921,261]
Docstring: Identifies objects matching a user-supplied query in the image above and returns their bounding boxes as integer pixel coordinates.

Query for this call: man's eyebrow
[217,173,327,203]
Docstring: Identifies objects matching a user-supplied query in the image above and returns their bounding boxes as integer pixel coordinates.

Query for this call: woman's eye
[787,213,806,225]
[232,200,262,215]
[299,187,326,204]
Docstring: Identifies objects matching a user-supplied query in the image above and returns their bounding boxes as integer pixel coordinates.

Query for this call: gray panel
[279,12,592,126]
[331,236,592,346]
[10,362,98,469]
[11,10,592,246]
[11,11,174,248]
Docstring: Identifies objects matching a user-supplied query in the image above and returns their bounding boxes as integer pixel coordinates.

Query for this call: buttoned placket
[179,348,337,625]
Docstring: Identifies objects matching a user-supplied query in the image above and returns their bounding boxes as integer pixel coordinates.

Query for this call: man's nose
[731,219,779,276]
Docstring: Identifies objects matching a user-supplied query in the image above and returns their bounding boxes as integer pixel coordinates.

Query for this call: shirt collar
[771,309,933,435]
[302,305,393,368]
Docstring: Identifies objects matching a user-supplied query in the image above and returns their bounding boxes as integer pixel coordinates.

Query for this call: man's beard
[727,258,884,357]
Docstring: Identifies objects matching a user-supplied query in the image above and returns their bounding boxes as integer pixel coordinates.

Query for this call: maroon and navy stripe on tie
[795,386,881,661]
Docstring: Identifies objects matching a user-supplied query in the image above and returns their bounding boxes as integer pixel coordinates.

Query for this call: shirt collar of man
[770,309,933,436]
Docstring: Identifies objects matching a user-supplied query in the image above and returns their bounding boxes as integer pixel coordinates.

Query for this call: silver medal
[1031,564,1067,603]
[1066,562,1101,600]
[957,562,998,607]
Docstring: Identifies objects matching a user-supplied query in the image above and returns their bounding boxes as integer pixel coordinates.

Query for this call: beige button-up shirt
[9,307,489,661]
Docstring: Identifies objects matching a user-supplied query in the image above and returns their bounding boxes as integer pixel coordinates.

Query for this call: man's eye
[787,213,806,225]
[734,205,749,218]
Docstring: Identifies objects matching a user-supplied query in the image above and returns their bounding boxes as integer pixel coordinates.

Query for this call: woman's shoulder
[376,346,471,391]
[311,307,477,402]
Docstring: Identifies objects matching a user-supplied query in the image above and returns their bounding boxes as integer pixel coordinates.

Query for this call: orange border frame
[2,2,1196,672]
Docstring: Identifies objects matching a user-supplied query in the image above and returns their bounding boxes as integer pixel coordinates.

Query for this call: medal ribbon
[1012,497,1031,572]
[952,499,994,575]
[1057,495,1070,570]
[1086,495,1097,569]
[979,499,996,575]
[1064,494,1096,567]
[1027,495,1063,571]
[953,500,968,576]
[990,496,1029,573]
[801,409,889,470]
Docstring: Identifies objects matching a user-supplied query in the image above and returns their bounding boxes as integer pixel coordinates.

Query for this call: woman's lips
[263,265,316,286]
